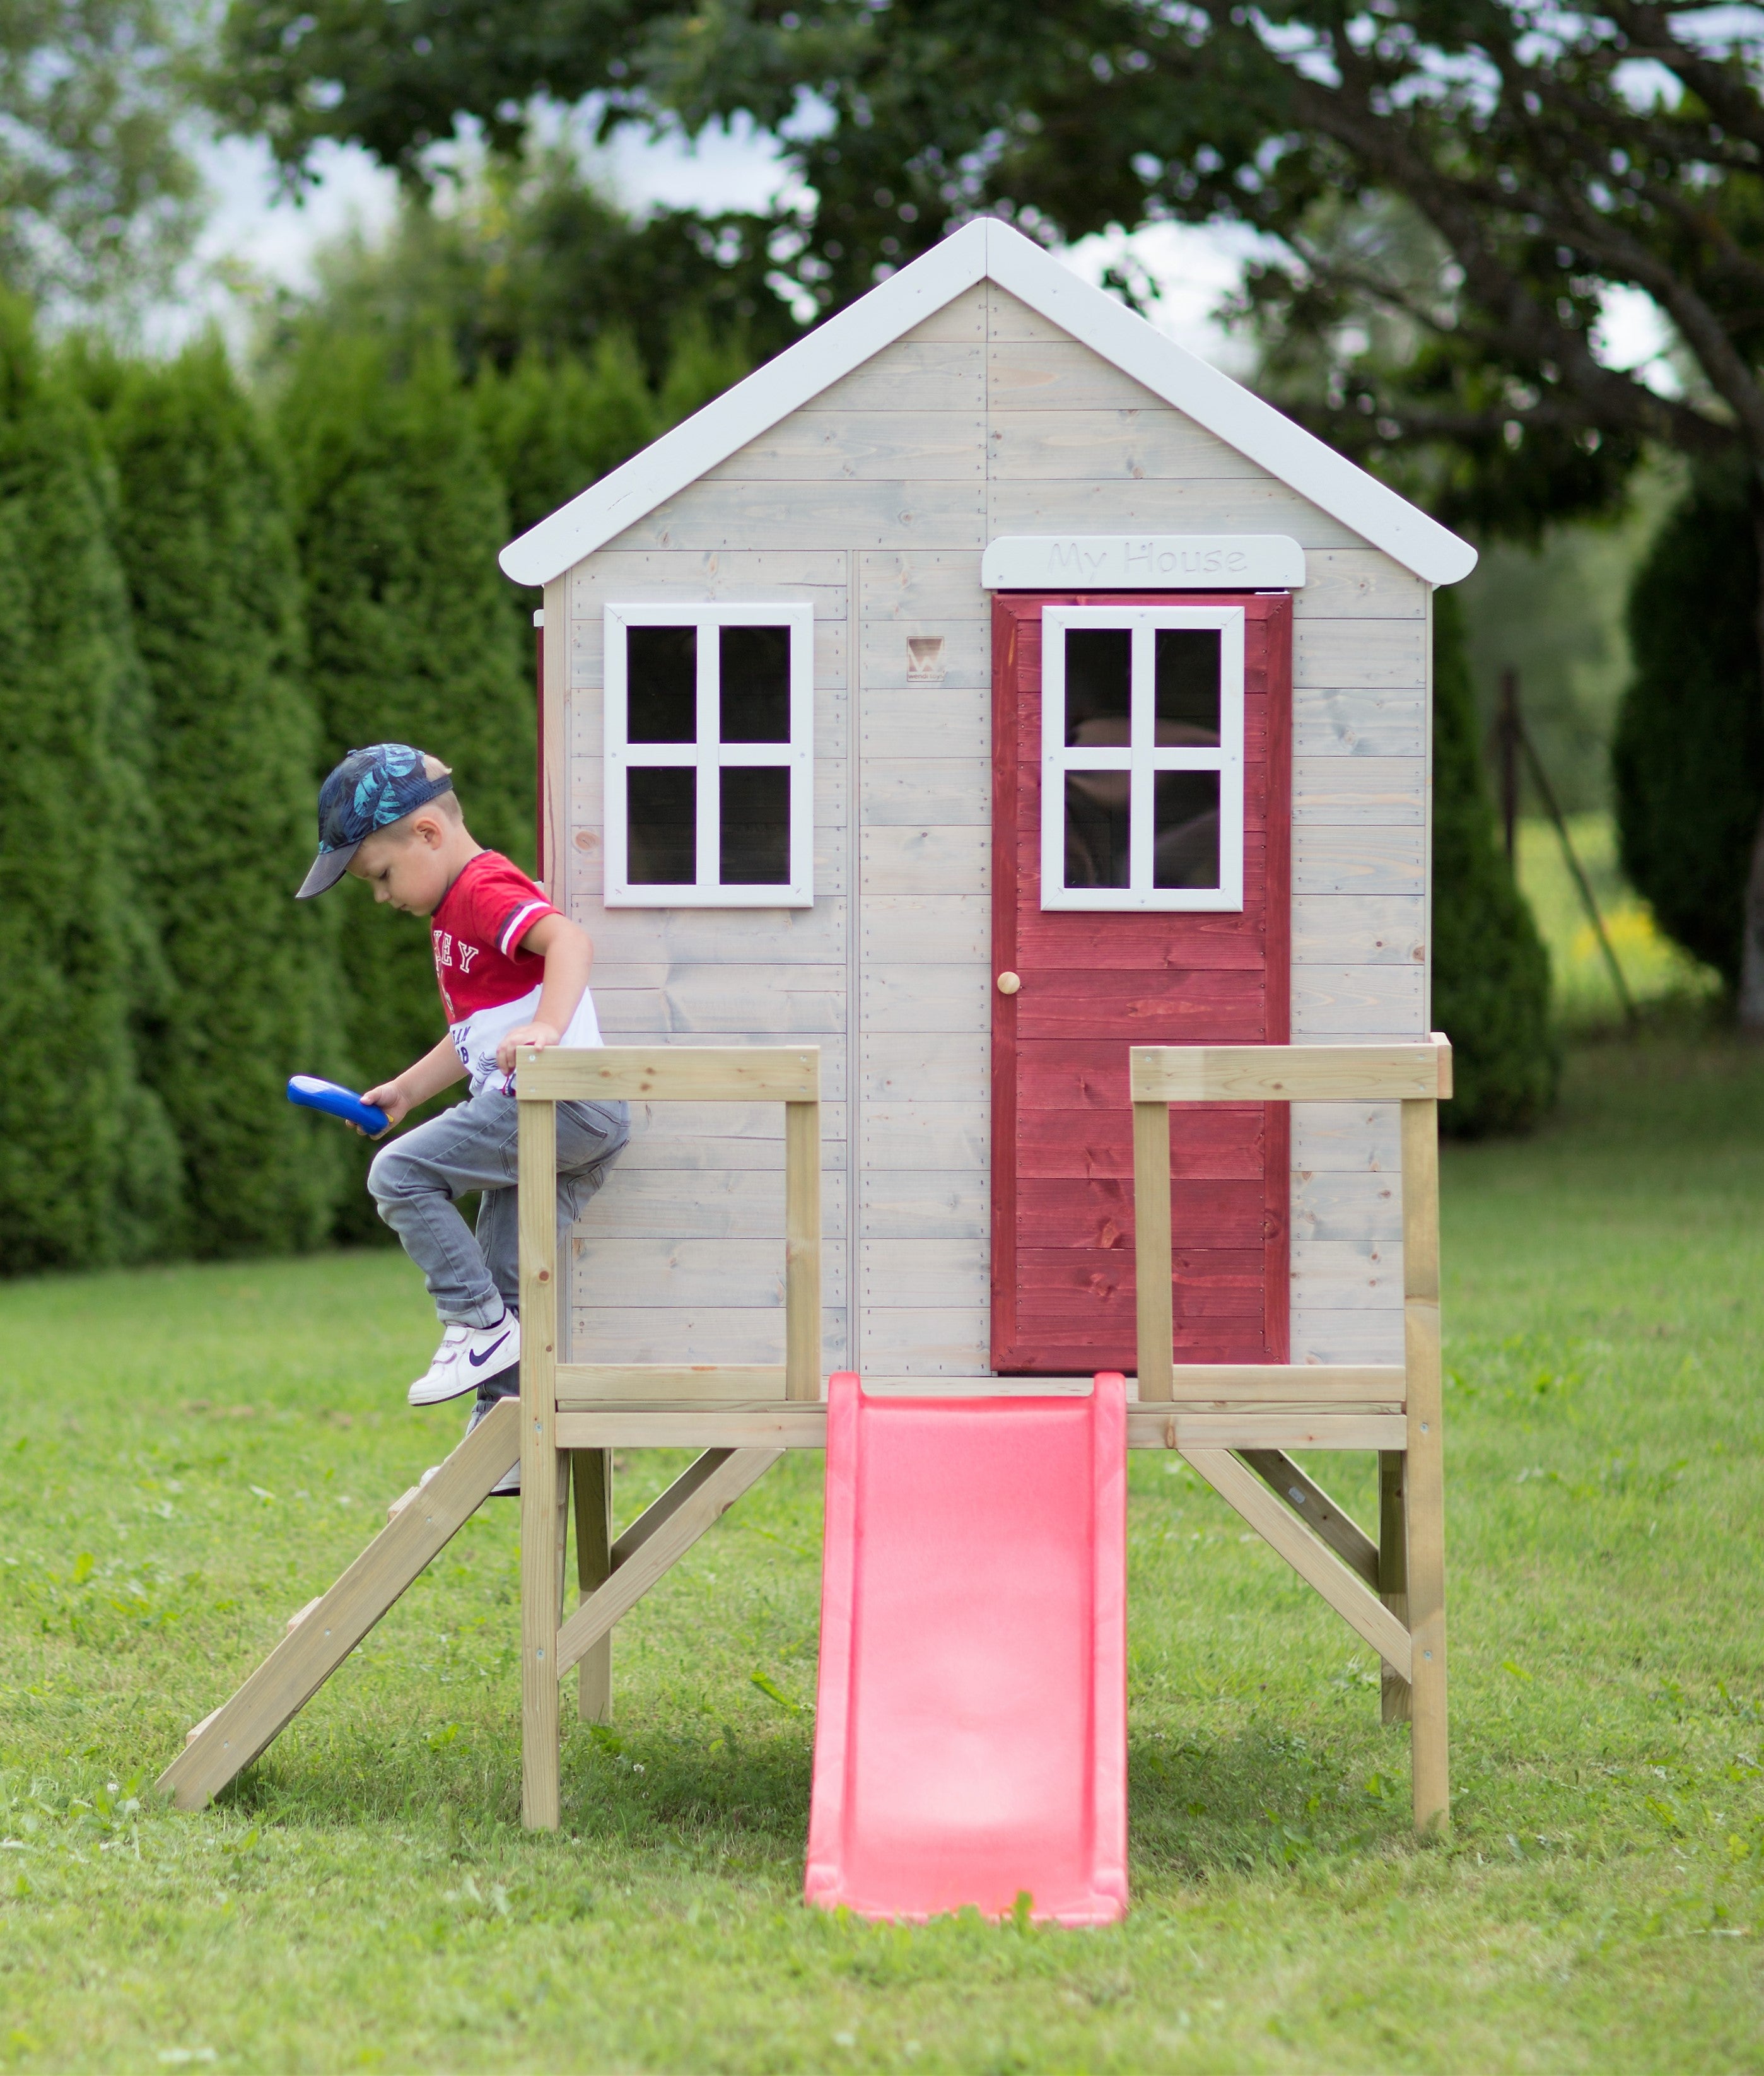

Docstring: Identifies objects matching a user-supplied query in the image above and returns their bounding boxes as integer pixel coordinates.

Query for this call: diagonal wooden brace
[552,1447,782,1677]
[611,1449,742,1566]
[155,1397,522,1811]
[1182,1446,1413,1679]
[1237,1449,1380,1588]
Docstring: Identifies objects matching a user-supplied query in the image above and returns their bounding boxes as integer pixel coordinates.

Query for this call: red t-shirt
[431,852,555,1021]
[430,852,602,1093]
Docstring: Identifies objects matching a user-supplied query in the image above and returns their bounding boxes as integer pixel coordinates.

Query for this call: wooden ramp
[155,1397,520,1811]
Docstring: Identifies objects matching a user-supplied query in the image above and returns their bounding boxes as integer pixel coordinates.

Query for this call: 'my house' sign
[979,534,1307,590]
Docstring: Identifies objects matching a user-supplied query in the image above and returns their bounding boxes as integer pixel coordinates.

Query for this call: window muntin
[605,602,814,907]
[1041,605,1245,912]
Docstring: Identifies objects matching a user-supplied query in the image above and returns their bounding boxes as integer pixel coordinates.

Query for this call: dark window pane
[1064,628,1132,748]
[720,625,791,742]
[627,768,696,883]
[720,766,791,884]
[1154,771,1221,889]
[628,625,696,742]
[1064,772,1130,889]
[1154,628,1221,746]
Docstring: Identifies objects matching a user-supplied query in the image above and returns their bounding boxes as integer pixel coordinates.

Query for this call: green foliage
[655,311,756,433]
[0,298,180,1269]
[1613,467,1764,993]
[1512,812,1720,1028]
[259,146,797,385]
[279,334,531,1230]
[81,339,349,1257]
[0,0,202,307]
[474,316,755,636]
[476,332,658,547]
[1433,589,1559,1135]
[211,1,1761,536]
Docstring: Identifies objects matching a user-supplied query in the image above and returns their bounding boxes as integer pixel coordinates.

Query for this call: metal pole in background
[1498,666,1521,867]
[1502,666,1639,1029]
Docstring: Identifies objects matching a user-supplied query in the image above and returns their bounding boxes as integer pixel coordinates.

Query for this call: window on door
[1039,604,1245,912]
[604,602,814,907]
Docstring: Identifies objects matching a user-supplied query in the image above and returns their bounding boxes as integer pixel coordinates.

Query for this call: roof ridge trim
[499,216,1475,589]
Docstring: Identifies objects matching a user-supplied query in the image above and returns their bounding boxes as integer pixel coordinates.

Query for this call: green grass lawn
[4,1039,1764,2072]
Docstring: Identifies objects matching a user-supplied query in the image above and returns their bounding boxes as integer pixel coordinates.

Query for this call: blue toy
[287,1075,390,1136]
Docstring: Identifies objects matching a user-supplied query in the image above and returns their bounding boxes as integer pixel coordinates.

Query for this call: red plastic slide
[804,1371,1128,1925]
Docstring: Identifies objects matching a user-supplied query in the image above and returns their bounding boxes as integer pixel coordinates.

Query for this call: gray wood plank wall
[561,279,1428,1375]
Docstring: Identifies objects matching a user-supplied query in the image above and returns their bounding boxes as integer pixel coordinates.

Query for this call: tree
[212,0,1764,1021]
[0,298,181,1270]
[78,339,349,1255]
[248,138,799,385]
[278,333,532,1234]
[2,0,204,308]
[1613,464,1764,988]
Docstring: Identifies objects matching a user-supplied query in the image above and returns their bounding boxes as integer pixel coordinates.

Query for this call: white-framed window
[604,602,814,908]
[1039,604,1245,912]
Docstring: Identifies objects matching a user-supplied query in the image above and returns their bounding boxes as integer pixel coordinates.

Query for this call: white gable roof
[499,218,1476,589]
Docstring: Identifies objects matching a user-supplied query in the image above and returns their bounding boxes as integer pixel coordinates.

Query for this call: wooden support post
[1401,1095,1449,1834]
[1379,1450,1411,1723]
[785,1097,822,1401]
[1497,666,1519,865]
[518,1088,563,1831]
[554,1450,783,1675]
[1133,1100,1174,1402]
[572,1451,614,1723]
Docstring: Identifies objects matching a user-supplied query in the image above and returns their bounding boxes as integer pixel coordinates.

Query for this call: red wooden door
[990,591,1292,1375]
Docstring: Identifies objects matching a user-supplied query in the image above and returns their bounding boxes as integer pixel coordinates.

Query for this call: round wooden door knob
[996,971,1022,995]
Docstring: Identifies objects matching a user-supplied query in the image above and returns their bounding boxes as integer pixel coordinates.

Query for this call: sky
[177,110,1673,387]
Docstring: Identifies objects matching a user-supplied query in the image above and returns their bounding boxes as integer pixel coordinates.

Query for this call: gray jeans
[368,1086,628,1330]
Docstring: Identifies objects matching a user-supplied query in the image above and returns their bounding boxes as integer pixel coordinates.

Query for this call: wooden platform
[156,1037,1452,1846]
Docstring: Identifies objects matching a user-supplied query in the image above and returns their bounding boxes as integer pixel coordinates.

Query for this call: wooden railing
[515,1043,822,1829]
[1129,1035,1452,1836]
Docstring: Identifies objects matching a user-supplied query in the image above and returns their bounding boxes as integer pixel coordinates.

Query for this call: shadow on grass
[221,1711,1416,1887]
[221,1713,817,1856]
[1131,1723,1415,1879]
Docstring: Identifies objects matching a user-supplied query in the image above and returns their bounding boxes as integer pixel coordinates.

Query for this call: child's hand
[359,1082,411,1139]
[496,1019,562,1074]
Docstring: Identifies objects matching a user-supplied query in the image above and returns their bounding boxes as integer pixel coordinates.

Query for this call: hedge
[0,303,182,1269]
[86,341,350,1256]
[1433,587,1560,1134]
[279,336,533,1236]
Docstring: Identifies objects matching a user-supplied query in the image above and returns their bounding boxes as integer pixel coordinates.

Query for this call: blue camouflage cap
[296,743,455,898]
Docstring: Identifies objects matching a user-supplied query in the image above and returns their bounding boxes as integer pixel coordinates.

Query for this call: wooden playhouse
[505,216,1471,1390]
[161,218,1472,1850]
[495,217,1471,1836]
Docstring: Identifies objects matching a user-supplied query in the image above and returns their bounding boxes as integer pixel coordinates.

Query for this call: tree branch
[1279,56,1759,460]
[1605,1,1764,161]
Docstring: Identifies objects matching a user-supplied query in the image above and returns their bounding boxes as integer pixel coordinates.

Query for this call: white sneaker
[466,1393,521,1496]
[407,1313,520,1406]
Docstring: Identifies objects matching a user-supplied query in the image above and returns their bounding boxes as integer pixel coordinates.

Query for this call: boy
[296,744,626,1469]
